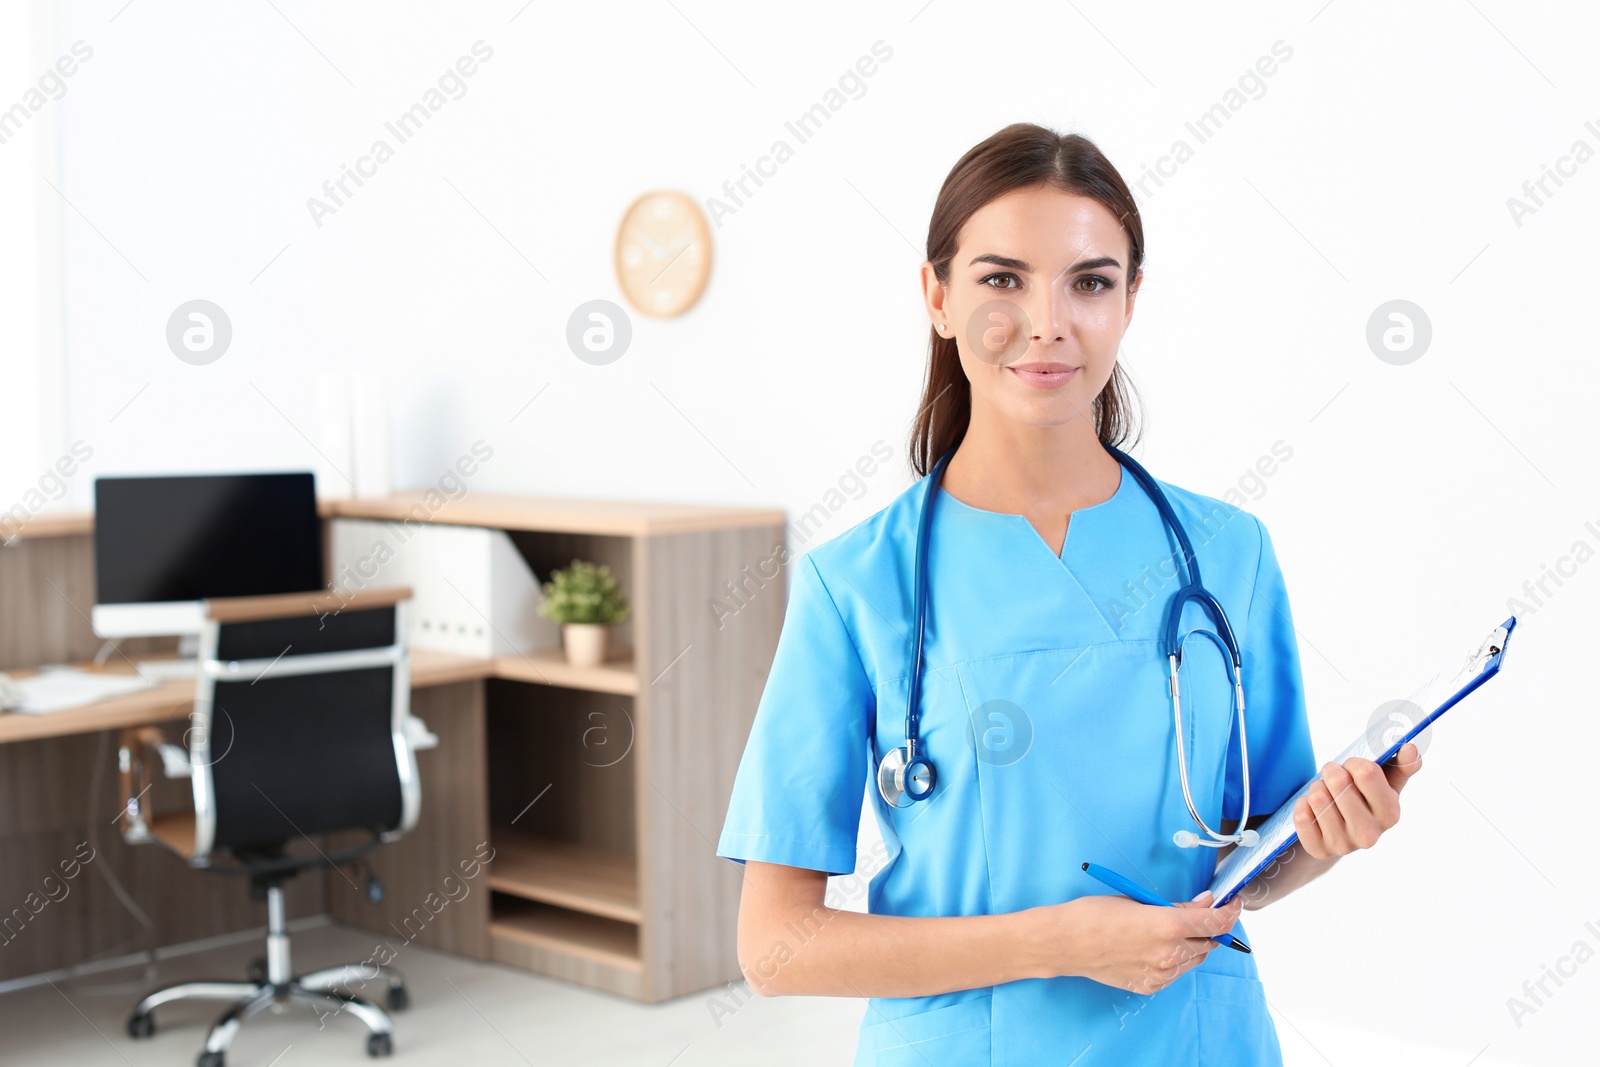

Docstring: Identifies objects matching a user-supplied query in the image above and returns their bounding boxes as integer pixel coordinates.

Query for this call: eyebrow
[968,253,1122,273]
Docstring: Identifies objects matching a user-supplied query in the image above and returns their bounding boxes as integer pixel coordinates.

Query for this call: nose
[1023,283,1068,347]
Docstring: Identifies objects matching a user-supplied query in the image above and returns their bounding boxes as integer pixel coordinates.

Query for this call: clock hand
[631,229,668,259]
[648,242,691,286]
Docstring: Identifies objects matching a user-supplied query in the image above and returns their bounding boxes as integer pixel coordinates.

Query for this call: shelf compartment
[489,895,641,974]
[488,832,639,923]
[494,647,637,695]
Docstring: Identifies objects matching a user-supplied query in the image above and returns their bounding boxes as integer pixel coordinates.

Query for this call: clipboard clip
[1467,625,1509,676]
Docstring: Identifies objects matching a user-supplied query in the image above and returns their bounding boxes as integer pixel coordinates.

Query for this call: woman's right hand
[1033,890,1243,993]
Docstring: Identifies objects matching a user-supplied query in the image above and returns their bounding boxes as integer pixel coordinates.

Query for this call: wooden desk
[0,489,786,1003]
[0,649,496,746]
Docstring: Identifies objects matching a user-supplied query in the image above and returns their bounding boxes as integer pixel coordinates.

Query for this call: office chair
[118,586,436,1066]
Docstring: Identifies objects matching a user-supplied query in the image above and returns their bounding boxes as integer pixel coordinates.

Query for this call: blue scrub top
[716,460,1317,1066]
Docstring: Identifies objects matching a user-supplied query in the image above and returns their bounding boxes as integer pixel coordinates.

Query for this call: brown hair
[910,123,1145,477]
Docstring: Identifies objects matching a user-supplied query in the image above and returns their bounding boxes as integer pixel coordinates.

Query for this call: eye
[1076,275,1116,293]
[978,272,1021,290]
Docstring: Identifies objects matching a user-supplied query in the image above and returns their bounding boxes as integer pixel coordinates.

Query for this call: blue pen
[1080,862,1251,955]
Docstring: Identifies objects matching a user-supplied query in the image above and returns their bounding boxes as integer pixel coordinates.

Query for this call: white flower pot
[562,623,608,668]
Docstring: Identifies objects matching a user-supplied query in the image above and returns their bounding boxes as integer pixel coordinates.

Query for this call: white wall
[19,1,1600,1062]
[0,1,66,520]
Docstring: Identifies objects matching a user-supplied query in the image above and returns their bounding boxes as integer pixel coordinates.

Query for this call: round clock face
[614,190,712,318]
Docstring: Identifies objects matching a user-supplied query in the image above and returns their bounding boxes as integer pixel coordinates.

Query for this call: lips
[1008,362,1079,388]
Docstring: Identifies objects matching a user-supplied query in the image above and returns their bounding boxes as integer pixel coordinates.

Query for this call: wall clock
[614,190,713,318]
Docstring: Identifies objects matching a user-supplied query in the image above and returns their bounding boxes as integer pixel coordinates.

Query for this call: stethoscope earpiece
[1173,826,1258,849]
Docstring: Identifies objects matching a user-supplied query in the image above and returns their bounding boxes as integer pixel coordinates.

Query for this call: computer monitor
[92,473,324,639]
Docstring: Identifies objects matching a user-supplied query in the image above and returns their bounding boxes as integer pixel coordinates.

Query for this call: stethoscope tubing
[883,442,1255,847]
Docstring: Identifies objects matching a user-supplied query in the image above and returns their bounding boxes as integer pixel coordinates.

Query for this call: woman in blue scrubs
[716,123,1424,1066]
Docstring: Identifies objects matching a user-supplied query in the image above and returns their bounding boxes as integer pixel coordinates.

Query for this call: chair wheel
[386,984,409,1011]
[367,1032,393,1057]
[246,957,267,983]
[198,1052,225,1067]
[126,1012,155,1039]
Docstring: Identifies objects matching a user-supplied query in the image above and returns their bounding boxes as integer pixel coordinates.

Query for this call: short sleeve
[715,552,873,877]
[1224,516,1317,822]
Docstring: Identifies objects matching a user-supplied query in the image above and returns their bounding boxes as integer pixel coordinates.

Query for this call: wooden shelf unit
[355,492,786,1004]
[488,832,640,923]
[490,896,643,973]
[493,647,639,696]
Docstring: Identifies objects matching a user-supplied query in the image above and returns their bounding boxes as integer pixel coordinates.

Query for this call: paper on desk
[6,668,158,714]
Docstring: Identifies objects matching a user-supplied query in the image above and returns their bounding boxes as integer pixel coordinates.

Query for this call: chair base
[125,885,405,1066]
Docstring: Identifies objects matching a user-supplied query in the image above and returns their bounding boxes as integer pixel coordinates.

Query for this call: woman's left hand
[1293,742,1424,859]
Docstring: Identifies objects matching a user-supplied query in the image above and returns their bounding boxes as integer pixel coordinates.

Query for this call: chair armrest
[117,726,191,845]
[204,585,413,624]
[154,742,193,778]
[404,715,439,751]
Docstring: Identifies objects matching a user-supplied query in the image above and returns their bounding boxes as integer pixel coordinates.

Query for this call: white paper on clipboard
[1207,618,1515,906]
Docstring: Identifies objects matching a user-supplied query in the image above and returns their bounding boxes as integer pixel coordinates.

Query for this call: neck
[942,402,1122,516]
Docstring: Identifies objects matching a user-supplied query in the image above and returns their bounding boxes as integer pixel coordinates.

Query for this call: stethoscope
[875,444,1260,850]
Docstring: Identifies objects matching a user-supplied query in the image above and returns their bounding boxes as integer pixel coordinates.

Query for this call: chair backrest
[187,586,419,858]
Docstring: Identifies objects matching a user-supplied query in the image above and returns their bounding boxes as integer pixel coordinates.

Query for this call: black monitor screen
[95,473,323,604]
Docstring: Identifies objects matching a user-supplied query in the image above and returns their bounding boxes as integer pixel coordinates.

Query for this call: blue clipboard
[1208,615,1517,907]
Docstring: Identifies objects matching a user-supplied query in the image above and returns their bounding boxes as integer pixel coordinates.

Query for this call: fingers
[1119,895,1240,995]
[1295,754,1411,859]
[1138,937,1215,993]
[1305,770,1356,853]
[1345,757,1402,834]
[1293,794,1327,858]
[1323,761,1385,849]
[1106,893,1246,995]
[1153,938,1212,975]
[1167,897,1241,940]
[1383,741,1424,791]
[1168,942,1216,981]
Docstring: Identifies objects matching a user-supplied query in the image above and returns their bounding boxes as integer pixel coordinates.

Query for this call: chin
[1001,398,1095,428]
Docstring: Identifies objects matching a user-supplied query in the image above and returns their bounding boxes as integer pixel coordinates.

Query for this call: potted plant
[538,559,631,667]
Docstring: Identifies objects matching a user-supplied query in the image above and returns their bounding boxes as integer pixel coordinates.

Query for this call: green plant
[538,559,631,626]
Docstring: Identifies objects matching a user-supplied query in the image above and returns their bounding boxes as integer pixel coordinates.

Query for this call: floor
[0,921,1539,1066]
[0,920,863,1066]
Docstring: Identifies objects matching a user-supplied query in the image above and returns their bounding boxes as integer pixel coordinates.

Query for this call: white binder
[329,519,558,658]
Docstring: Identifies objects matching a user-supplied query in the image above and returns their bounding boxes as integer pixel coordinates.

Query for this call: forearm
[1234,748,1424,909]
[1216,814,1342,910]
[1239,842,1340,910]
[741,903,1052,999]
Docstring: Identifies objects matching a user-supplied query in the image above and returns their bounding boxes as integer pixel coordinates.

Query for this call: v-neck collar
[936,462,1132,562]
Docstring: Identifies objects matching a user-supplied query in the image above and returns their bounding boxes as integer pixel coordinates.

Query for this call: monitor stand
[134,634,201,681]
[92,600,205,642]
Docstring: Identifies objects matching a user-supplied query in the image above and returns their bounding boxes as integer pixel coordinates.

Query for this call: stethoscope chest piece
[877,744,936,808]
